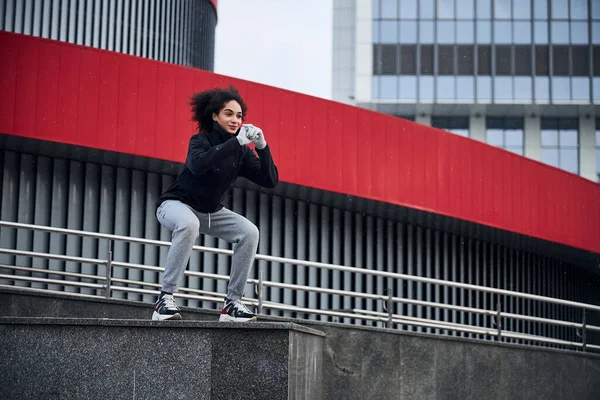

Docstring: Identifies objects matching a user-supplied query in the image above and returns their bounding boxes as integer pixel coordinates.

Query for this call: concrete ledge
[0,316,326,336]
[0,316,324,400]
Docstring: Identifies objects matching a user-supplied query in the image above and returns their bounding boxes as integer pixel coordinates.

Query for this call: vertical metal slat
[108,0,116,51]
[33,0,43,36]
[80,163,101,296]
[307,203,319,320]
[0,151,20,269]
[342,211,353,324]
[112,167,131,299]
[13,0,24,33]
[268,195,282,315]
[142,171,161,304]
[0,0,6,30]
[283,198,295,318]
[353,213,363,325]
[30,156,52,289]
[45,158,69,291]
[295,200,307,312]
[126,169,145,302]
[332,208,343,321]
[64,160,84,293]
[434,230,441,334]
[425,228,432,334]
[256,192,270,313]
[50,0,59,40]
[319,206,331,322]
[15,154,35,279]
[375,217,385,327]
[76,0,85,44]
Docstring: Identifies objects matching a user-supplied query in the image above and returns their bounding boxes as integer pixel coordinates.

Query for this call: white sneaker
[151,293,181,321]
[219,299,257,322]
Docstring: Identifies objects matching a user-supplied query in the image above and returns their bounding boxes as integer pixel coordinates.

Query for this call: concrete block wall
[0,317,324,400]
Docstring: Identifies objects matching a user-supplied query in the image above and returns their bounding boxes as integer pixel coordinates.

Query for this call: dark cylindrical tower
[0,0,217,70]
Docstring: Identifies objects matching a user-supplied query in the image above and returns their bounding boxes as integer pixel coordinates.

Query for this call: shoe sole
[219,314,257,322]
[152,311,182,321]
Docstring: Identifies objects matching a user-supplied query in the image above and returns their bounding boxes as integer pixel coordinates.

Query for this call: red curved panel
[1,31,599,254]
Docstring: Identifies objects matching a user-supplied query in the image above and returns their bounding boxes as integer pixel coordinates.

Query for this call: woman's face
[213,100,243,135]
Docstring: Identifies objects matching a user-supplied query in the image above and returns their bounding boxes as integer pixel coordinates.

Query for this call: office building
[333,0,600,181]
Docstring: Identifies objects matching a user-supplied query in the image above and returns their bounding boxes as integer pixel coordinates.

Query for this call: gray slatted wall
[0,0,216,70]
[0,148,599,347]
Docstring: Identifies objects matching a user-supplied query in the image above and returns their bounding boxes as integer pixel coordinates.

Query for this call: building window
[438,46,455,75]
[368,1,594,106]
[381,0,398,19]
[541,118,579,174]
[486,118,524,155]
[458,46,474,75]
[400,45,417,74]
[432,117,470,137]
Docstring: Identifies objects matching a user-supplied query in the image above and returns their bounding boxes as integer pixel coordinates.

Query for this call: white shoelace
[162,294,179,310]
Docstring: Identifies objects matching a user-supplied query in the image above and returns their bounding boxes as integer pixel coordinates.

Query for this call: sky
[214,0,334,100]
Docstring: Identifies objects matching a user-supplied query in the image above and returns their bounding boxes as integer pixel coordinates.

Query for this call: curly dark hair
[189,85,248,132]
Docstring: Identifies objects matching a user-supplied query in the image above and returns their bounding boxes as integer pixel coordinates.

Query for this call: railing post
[387,285,393,329]
[105,240,113,299]
[582,310,587,352]
[257,263,263,315]
[496,299,502,341]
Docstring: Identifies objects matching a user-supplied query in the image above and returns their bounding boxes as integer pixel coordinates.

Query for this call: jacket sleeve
[185,134,241,175]
[239,145,279,188]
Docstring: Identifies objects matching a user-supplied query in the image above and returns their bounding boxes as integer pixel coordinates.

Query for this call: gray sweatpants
[156,200,259,301]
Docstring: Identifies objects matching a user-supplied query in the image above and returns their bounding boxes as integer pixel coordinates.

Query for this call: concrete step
[3,287,600,400]
[0,317,325,400]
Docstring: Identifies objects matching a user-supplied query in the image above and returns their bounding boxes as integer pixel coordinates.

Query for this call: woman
[152,86,278,322]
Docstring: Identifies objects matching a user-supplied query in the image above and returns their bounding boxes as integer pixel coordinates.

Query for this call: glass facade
[371,0,599,103]
[540,118,579,173]
[431,116,469,136]
[486,118,524,155]
[333,0,356,102]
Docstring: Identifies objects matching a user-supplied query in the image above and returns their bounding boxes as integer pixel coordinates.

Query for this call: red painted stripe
[385,118,400,202]
[436,131,450,216]
[371,113,387,201]
[397,123,415,206]
[1,31,599,254]
[326,102,344,193]
[14,36,39,138]
[155,64,176,161]
[98,52,120,151]
[56,44,81,145]
[137,59,159,157]
[274,88,296,183]
[311,99,328,190]
[447,133,462,218]
[423,127,439,212]
[357,111,373,198]
[117,56,140,156]
[173,67,196,161]
[36,42,61,141]
[77,49,101,148]
[0,33,18,134]
[341,107,359,197]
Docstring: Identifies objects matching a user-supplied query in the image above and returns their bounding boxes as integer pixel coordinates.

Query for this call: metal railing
[0,220,599,352]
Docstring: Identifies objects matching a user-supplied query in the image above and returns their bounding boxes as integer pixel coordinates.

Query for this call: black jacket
[157,123,278,213]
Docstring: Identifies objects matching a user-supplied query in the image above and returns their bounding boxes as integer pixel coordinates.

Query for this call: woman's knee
[175,218,200,241]
[243,222,259,245]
